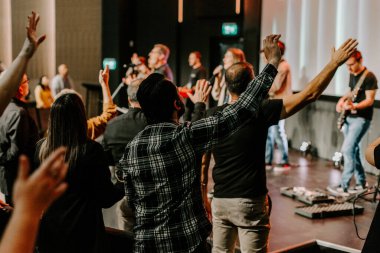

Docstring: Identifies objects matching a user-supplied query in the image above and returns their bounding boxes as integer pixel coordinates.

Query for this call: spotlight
[332,152,343,169]
[300,141,311,156]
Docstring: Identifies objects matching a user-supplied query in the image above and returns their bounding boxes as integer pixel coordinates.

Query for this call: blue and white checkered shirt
[120,64,277,252]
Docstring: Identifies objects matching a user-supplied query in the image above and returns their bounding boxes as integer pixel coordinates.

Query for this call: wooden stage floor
[265,149,378,252]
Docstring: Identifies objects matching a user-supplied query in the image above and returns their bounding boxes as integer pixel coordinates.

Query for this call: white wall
[261,0,380,98]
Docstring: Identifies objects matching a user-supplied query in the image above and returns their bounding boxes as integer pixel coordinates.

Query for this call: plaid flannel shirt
[120,64,277,252]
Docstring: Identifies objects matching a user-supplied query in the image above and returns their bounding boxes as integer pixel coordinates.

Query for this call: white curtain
[261,0,380,98]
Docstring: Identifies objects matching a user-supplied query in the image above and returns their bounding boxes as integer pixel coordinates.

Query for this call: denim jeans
[212,196,270,253]
[340,116,370,190]
[265,119,289,164]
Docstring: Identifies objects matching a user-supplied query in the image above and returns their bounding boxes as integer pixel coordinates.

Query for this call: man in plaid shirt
[120,34,281,252]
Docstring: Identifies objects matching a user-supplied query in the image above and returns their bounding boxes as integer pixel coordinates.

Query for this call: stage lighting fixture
[300,141,311,152]
[332,152,343,169]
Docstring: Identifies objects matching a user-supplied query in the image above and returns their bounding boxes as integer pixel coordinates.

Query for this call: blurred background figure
[51,64,74,97]
[34,75,53,109]
[130,53,150,79]
[0,74,39,205]
[148,44,173,82]
[265,40,292,171]
[211,48,246,106]
[125,53,150,82]
[182,51,207,121]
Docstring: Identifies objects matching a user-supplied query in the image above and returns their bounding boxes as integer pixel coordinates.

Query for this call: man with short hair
[331,50,378,195]
[148,44,174,82]
[51,64,74,97]
[183,51,207,121]
[102,79,146,233]
[0,74,39,205]
[202,38,358,252]
[120,35,282,253]
[103,79,146,166]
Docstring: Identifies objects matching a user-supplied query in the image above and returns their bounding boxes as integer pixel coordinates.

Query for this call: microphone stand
[111,81,125,99]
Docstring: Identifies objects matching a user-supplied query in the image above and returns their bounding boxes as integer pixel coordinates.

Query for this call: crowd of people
[1,10,380,253]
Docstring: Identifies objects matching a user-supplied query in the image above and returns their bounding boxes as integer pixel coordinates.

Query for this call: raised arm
[87,65,117,139]
[0,12,46,115]
[189,34,281,153]
[280,38,358,119]
[99,65,113,105]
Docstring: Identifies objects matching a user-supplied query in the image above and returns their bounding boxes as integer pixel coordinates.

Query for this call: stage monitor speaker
[272,239,360,253]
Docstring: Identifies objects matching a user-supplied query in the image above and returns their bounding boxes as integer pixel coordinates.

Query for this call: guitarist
[333,50,377,195]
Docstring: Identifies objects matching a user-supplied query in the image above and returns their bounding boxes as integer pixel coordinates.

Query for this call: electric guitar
[336,91,358,130]
[337,70,368,130]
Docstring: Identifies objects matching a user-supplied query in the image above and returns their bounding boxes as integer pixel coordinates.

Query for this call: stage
[264,150,378,251]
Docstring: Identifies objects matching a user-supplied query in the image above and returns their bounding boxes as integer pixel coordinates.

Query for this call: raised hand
[13,148,68,215]
[331,39,358,66]
[262,34,282,68]
[21,11,46,58]
[187,79,212,104]
[99,65,110,87]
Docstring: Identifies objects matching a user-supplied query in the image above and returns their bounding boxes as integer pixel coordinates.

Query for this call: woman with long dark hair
[35,92,124,253]
[34,75,53,109]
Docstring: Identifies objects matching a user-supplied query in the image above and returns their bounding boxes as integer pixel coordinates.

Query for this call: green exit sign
[222,22,239,36]
[102,58,117,70]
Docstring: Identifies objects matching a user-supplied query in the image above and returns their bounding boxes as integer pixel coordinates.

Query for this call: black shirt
[36,140,124,253]
[348,69,377,121]
[184,66,208,121]
[209,99,283,198]
[102,108,147,165]
[188,66,207,88]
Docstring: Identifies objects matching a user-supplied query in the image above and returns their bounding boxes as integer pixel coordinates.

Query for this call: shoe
[348,184,368,194]
[265,163,273,171]
[327,185,350,197]
[273,163,291,172]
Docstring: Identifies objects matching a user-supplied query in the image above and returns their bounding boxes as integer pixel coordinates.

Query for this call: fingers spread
[37,34,46,45]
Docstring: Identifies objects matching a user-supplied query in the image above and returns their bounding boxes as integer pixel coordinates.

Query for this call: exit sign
[102,58,117,70]
[222,22,239,36]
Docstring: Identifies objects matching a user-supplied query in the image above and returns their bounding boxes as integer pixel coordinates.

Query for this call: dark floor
[266,150,378,252]
[103,149,379,252]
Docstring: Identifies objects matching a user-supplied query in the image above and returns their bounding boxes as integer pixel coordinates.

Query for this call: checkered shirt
[119,64,277,252]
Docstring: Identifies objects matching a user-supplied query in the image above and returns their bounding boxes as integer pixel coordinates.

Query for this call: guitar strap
[351,69,369,102]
